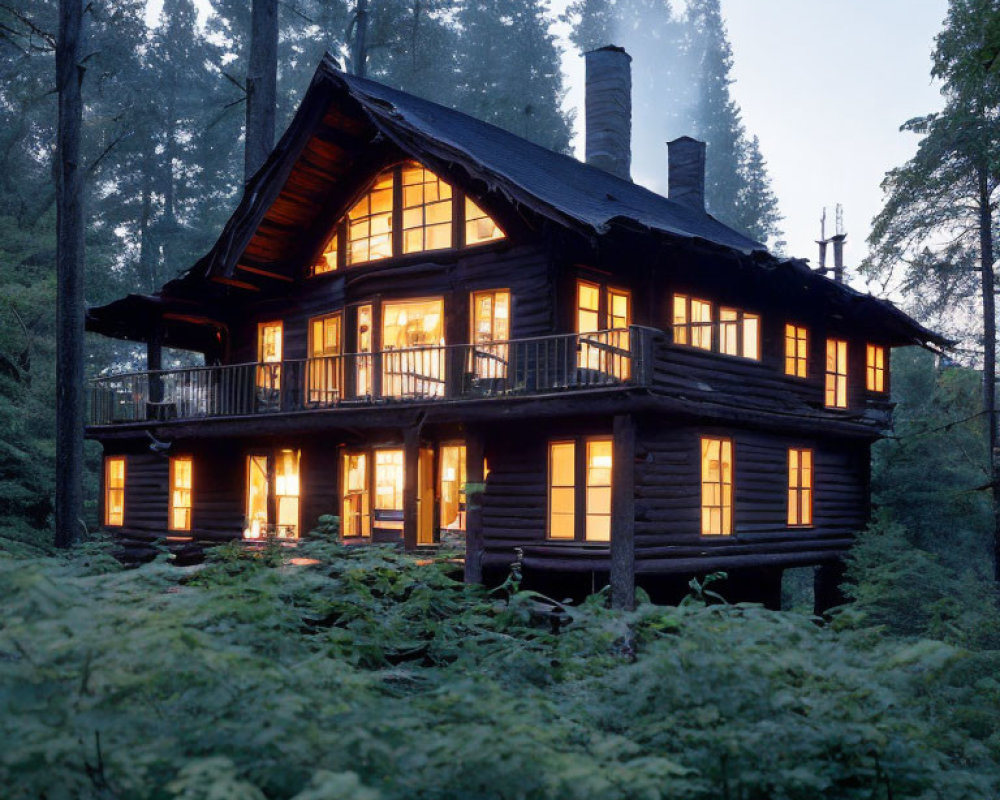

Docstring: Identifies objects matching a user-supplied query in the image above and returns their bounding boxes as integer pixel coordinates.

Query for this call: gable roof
[87,54,947,351]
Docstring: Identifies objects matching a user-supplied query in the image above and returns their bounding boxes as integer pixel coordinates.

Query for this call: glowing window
[465,197,505,245]
[311,232,338,275]
[375,449,404,529]
[548,441,576,540]
[825,339,848,408]
[342,452,371,538]
[308,313,342,405]
[356,304,373,397]
[402,163,453,254]
[347,170,394,265]
[866,344,886,392]
[673,294,713,350]
[719,307,760,359]
[104,457,125,527]
[381,298,445,398]
[169,456,192,531]
[585,439,613,542]
[244,454,269,539]
[439,444,467,532]
[701,437,733,535]
[787,448,813,527]
[275,449,300,539]
[471,290,510,379]
[257,321,282,391]
[785,324,808,378]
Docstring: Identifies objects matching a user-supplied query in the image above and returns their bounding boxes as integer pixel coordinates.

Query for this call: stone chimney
[584,46,631,181]
[830,233,846,283]
[667,136,706,212]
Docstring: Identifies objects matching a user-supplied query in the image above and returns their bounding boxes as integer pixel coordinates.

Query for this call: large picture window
[104,456,125,527]
[547,437,613,542]
[700,437,733,536]
[382,298,445,398]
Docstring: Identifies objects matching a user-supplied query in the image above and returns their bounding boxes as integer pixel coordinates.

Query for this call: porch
[89,327,656,426]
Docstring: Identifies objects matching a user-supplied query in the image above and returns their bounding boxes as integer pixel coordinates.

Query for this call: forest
[2,0,1000,796]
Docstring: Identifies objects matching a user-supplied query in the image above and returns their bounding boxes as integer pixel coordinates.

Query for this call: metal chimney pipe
[584,46,632,181]
[831,233,846,283]
[667,136,706,212]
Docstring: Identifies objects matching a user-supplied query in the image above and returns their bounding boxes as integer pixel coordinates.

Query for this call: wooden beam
[236,263,294,282]
[464,429,485,583]
[402,427,419,551]
[211,276,260,291]
[610,413,636,610]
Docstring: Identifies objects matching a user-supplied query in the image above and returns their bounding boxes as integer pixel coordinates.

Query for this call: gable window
[785,324,808,377]
[307,313,342,405]
[825,339,848,408]
[402,163,453,254]
[719,307,760,360]
[471,289,510,379]
[104,456,125,527]
[169,456,193,531]
[311,232,338,275]
[866,344,887,392]
[787,448,813,527]
[547,437,613,542]
[257,321,282,392]
[347,169,394,265]
[700,437,733,535]
[465,197,505,245]
[672,294,713,350]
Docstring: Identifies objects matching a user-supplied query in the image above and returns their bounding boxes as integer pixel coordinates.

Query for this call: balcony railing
[88,327,654,426]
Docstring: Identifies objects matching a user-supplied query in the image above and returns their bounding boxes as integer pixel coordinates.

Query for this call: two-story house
[85,48,943,610]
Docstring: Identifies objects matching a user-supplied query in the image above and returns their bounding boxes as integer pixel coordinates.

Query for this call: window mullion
[574,436,587,542]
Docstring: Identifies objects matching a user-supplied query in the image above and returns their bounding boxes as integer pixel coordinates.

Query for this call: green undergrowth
[1,531,998,799]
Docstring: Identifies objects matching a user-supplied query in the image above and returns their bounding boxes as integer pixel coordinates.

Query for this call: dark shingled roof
[330,64,765,254]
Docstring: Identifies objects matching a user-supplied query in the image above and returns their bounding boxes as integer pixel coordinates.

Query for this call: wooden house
[85,49,943,609]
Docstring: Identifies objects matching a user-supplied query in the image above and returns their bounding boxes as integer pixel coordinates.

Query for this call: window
[577,280,631,377]
[785,324,808,378]
[356,304,373,397]
[548,441,576,540]
[257,321,282,391]
[672,294,713,350]
[547,437,613,542]
[275,449,300,539]
[307,313,342,405]
[787,448,813,527]
[402,163,453,254]
[825,339,848,408]
[244,450,300,539]
[347,169,394,265]
[471,290,510,379]
[381,298,445,397]
[244,454,269,539]
[719,307,760,360]
[700,437,733,535]
[311,232,338,275]
[104,457,125,527]
[374,449,405,530]
[465,197,505,245]
[169,456,193,531]
[342,452,371,538]
[439,444,467,532]
[866,344,887,392]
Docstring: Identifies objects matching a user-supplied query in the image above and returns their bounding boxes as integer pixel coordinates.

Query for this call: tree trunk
[978,164,999,583]
[352,0,369,78]
[55,0,85,548]
[244,0,278,183]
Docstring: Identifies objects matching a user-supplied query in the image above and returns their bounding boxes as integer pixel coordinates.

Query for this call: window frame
[546,435,614,543]
[700,436,734,536]
[672,294,714,350]
[866,343,887,393]
[787,447,814,528]
[307,312,343,405]
[718,306,761,360]
[825,338,849,408]
[104,456,126,527]
[168,455,193,532]
[784,323,809,378]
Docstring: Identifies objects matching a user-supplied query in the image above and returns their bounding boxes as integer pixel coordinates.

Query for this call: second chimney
[585,46,632,181]
[668,136,706,212]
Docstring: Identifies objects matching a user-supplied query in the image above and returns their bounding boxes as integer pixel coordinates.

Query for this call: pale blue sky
[557,0,949,275]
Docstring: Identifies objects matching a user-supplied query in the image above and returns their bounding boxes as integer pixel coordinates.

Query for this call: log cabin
[85,48,944,610]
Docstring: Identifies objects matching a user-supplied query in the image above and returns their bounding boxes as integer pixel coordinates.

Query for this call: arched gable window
[310,161,506,275]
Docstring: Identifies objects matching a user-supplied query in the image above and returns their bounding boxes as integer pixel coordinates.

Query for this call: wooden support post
[403,428,419,551]
[611,413,636,610]
[814,560,847,616]
[464,430,485,583]
[147,329,163,405]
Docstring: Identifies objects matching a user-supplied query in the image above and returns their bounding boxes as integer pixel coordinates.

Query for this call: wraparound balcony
[88,328,654,426]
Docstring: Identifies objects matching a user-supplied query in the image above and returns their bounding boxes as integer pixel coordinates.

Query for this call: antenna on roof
[816,207,829,272]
